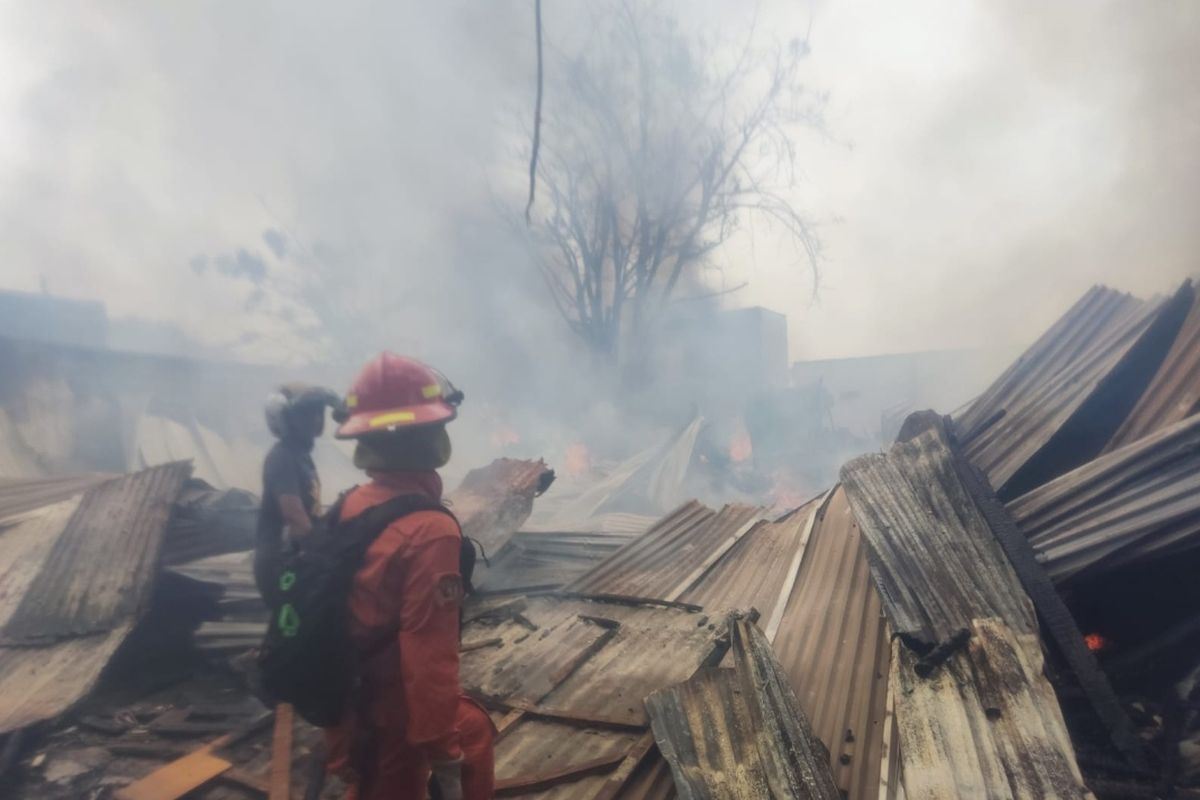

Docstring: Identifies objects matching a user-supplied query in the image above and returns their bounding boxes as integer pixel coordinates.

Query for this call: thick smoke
[740,0,1200,368]
[0,0,1196,487]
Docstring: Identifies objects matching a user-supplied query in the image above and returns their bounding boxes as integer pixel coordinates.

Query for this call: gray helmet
[264,383,340,440]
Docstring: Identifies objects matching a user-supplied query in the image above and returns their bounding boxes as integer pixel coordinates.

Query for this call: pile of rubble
[4,279,1200,798]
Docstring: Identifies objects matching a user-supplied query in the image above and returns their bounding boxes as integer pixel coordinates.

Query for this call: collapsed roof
[5,280,1200,798]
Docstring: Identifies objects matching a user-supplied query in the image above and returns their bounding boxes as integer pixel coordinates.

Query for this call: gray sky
[0,0,1196,369]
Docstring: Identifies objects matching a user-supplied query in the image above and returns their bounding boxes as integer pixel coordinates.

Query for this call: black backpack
[256,492,471,727]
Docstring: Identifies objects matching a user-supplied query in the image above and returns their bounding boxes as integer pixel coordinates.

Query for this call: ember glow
[1084,633,1111,653]
[490,427,520,449]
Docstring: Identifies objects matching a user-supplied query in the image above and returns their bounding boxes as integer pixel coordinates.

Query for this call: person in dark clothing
[254,384,340,605]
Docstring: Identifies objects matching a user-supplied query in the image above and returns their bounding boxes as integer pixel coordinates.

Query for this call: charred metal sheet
[476,530,639,594]
[448,458,556,554]
[769,487,897,800]
[957,283,1192,500]
[841,428,1035,646]
[0,623,133,735]
[160,480,257,566]
[1010,412,1200,583]
[891,619,1092,799]
[565,503,763,602]
[466,612,618,706]
[460,595,718,727]
[2,461,191,643]
[645,617,840,800]
[1107,284,1200,451]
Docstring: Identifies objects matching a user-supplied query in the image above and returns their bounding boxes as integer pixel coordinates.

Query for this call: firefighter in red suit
[326,353,495,800]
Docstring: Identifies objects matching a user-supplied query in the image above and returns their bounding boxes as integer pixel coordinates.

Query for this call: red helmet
[335,353,462,439]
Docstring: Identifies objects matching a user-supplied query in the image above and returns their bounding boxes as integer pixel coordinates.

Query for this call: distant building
[791,349,995,445]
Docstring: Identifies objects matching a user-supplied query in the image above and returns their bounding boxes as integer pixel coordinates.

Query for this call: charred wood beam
[1104,612,1200,683]
[952,443,1150,770]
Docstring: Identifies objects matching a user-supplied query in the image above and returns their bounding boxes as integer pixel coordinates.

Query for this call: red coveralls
[325,471,495,799]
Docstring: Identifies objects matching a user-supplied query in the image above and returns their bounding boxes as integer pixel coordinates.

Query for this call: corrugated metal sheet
[525,512,658,536]
[0,472,114,520]
[957,284,1177,499]
[448,458,556,553]
[460,595,719,728]
[493,717,644,798]
[842,429,1035,646]
[566,503,763,602]
[645,617,840,800]
[1106,288,1200,451]
[769,488,897,800]
[476,530,639,594]
[1009,412,1200,583]
[0,623,133,735]
[0,496,83,631]
[678,500,815,625]
[890,619,1091,799]
[0,463,191,733]
[2,461,192,643]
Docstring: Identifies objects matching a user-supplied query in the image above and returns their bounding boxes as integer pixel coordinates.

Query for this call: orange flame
[729,432,753,463]
[565,443,591,477]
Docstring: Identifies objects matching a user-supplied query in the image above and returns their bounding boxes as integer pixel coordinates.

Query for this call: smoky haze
[0,1,1196,489]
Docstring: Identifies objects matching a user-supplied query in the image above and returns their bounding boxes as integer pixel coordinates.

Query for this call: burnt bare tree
[525,3,823,365]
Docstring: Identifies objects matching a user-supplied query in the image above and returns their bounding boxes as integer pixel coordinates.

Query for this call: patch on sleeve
[434,573,465,609]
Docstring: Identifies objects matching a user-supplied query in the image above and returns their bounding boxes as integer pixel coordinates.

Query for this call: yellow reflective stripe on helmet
[421,384,442,400]
[346,393,358,408]
[369,411,417,427]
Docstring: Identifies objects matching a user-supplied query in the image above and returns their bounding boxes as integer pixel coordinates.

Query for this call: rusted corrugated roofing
[678,502,814,621]
[552,486,898,800]
[842,429,1035,646]
[460,595,720,729]
[769,488,897,800]
[492,716,644,798]
[1106,288,1200,451]
[840,425,1092,797]
[957,283,1192,500]
[1009,412,1200,583]
[458,594,721,797]
[645,617,840,799]
[0,462,191,734]
[565,503,763,603]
